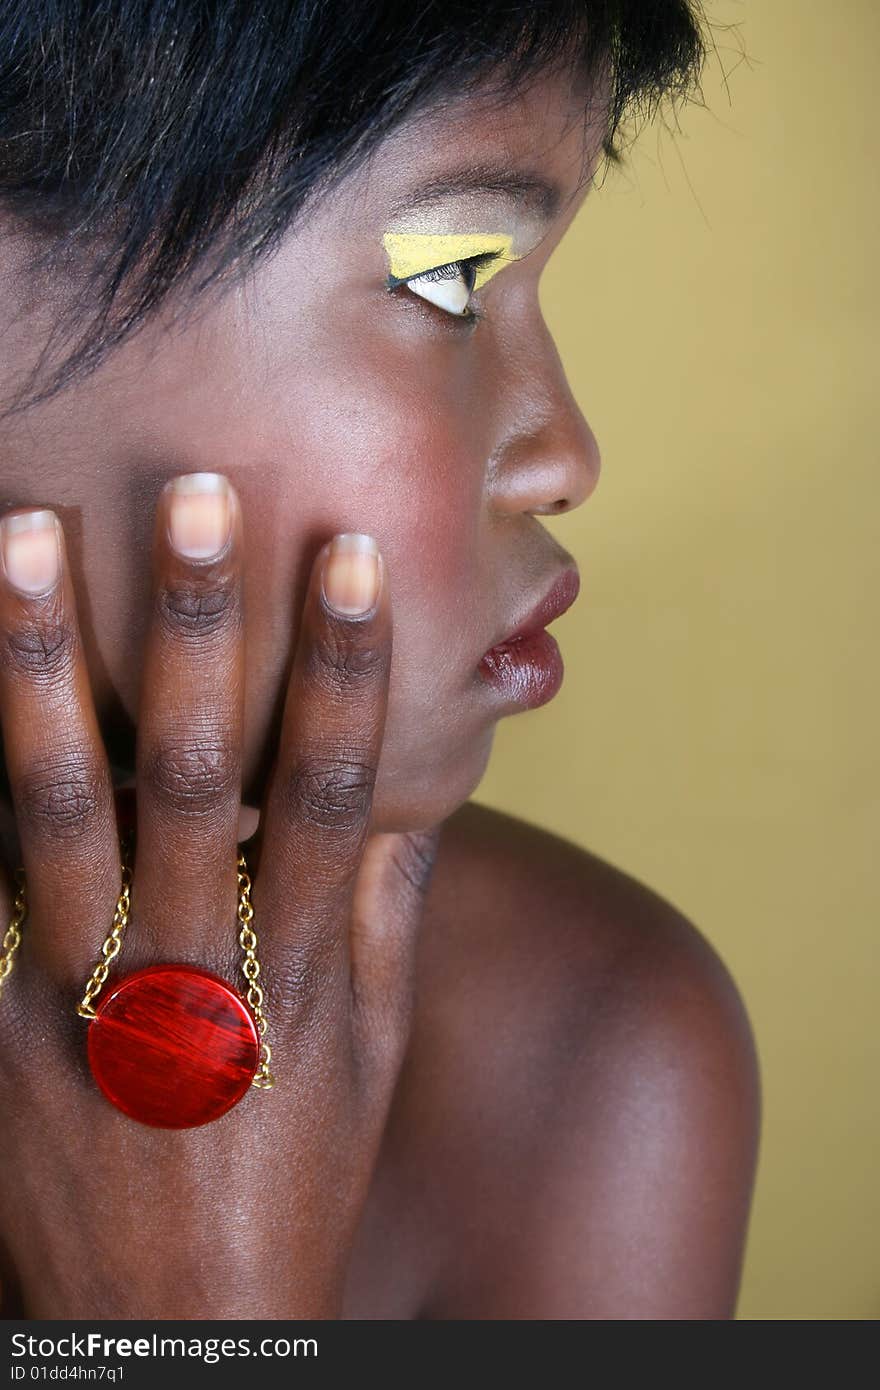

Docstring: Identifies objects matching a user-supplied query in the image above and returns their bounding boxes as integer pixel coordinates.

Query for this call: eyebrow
[388,164,565,222]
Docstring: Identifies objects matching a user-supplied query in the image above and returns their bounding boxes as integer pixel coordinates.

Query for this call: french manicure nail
[321,533,381,616]
[167,472,232,560]
[0,510,61,595]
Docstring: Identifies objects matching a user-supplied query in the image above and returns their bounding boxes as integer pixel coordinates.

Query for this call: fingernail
[0,509,61,595]
[166,472,232,559]
[321,533,381,616]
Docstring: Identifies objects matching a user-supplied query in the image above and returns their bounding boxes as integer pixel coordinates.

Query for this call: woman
[0,1,760,1319]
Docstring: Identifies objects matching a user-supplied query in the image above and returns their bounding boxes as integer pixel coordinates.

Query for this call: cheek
[260,325,491,681]
[46,278,500,824]
[234,245,499,669]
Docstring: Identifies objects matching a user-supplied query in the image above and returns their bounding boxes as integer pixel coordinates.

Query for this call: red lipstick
[478,567,580,709]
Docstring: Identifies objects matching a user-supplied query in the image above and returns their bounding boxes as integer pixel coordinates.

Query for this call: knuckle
[278,945,331,1015]
[156,574,239,645]
[16,753,108,843]
[308,621,389,690]
[144,736,239,817]
[389,830,442,901]
[281,753,375,833]
[1,610,78,689]
[270,933,345,1035]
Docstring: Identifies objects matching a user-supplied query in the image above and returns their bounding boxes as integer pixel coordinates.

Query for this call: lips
[482,565,581,657]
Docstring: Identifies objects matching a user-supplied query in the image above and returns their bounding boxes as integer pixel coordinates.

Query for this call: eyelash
[390,253,494,323]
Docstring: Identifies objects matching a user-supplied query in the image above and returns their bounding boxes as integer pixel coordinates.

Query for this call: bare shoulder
[421,800,760,1064]
[403,800,762,1318]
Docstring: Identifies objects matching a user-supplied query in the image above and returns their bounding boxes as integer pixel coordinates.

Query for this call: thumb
[349,823,444,1060]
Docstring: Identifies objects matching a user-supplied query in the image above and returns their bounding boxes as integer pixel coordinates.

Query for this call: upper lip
[483,565,581,653]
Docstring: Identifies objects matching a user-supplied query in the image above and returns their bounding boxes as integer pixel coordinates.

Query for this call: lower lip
[477,629,564,708]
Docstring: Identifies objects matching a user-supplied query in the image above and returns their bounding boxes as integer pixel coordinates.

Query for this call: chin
[368,726,496,833]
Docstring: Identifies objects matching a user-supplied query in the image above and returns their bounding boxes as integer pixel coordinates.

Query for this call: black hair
[0,1,712,421]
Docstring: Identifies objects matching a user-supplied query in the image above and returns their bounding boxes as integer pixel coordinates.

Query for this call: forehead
[327,59,612,230]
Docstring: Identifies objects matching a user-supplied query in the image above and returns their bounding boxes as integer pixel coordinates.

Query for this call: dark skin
[0,61,761,1319]
[346,803,760,1318]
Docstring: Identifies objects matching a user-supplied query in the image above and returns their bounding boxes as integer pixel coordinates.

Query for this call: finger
[253,532,390,1002]
[348,824,444,1060]
[131,473,245,964]
[0,509,122,981]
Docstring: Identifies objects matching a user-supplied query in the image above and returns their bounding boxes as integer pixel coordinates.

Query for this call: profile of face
[0,61,607,833]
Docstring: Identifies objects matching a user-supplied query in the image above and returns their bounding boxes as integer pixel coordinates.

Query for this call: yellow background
[475,0,878,1319]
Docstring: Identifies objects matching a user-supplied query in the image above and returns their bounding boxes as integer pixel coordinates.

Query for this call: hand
[0,477,442,1319]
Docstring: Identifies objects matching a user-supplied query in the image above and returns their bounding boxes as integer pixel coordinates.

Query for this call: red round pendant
[87,964,260,1129]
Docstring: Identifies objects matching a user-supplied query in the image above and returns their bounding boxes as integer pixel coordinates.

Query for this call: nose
[487,319,602,517]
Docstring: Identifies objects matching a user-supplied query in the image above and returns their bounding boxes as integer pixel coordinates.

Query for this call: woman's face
[0,63,607,832]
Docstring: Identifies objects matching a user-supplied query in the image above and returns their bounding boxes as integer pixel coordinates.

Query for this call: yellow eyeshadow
[382,232,521,291]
